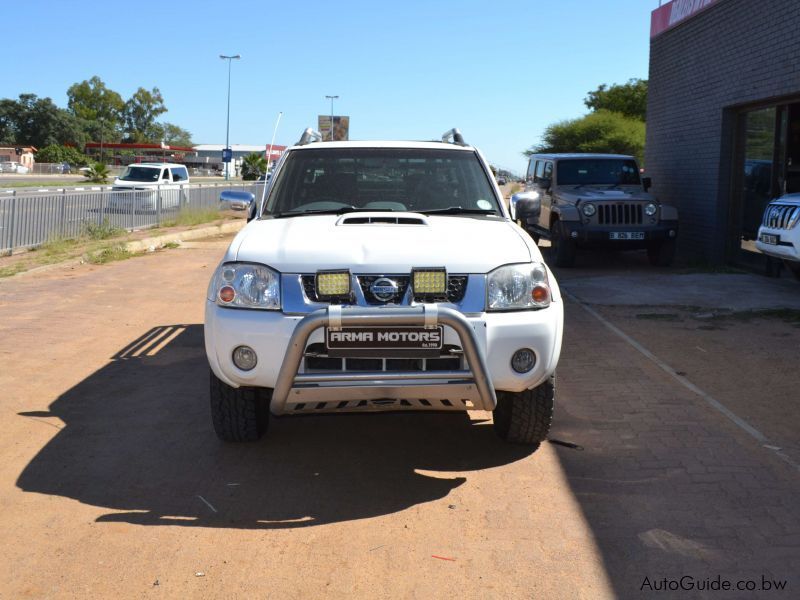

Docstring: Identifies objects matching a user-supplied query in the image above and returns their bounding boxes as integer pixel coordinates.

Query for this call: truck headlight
[645,203,658,216]
[487,263,551,311]
[208,262,280,310]
[581,203,596,217]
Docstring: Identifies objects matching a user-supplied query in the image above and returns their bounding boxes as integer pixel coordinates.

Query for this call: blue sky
[3,0,656,175]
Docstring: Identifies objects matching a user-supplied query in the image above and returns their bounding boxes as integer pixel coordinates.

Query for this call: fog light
[232,345,257,371]
[511,348,536,374]
[570,230,578,239]
[669,229,676,238]
[412,268,447,295]
[316,270,351,298]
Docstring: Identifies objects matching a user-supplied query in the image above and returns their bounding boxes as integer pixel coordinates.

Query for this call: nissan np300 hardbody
[204,129,564,446]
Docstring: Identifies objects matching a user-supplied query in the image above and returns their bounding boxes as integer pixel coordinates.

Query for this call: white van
[109,163,190,211]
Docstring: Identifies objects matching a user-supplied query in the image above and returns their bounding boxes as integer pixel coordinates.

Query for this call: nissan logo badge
[370,277,399,302]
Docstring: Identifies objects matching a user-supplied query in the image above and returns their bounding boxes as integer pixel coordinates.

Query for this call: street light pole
[325,95,339,141]
[220,54,241,180]
[99,117,104,165]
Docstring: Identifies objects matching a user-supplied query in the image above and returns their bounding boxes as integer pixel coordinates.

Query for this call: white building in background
[187,144,287,177]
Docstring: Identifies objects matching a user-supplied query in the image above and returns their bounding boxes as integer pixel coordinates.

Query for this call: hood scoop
[337,213,428,226]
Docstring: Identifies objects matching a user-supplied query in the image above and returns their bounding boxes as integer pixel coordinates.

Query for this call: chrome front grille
[762,204,800,230]
[597,203,644,225]
[300,274,469,304]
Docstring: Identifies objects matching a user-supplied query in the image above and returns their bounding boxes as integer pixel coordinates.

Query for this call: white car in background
[204,128,564,447]
[0,161,30,174]
[756,193,800,279]
[109,163,190,211]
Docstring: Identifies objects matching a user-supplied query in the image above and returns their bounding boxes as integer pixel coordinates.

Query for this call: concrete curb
[124,220,245,253]
[1,220,245,282]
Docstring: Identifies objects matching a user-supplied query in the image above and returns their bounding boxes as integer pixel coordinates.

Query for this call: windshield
[556,159,641,186]
[119,166,161,182]
[266,148,500,216]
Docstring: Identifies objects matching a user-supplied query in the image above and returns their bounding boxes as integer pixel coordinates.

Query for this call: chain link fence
[0,182,265,254]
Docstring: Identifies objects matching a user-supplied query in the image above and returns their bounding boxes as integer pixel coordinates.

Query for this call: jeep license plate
[326,326,444,352]
[609,232,645,240]
[760,233,779,245]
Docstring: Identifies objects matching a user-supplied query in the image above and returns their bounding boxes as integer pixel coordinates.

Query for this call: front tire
[493,376,555,447]
[551,221,576,267]
[209,369,270,442]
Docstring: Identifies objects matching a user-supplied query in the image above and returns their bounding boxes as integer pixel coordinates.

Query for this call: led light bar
[316,270,351,298]
[412,268,447,296]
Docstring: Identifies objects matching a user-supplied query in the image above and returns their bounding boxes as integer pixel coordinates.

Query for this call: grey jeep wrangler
[511,153,679,267]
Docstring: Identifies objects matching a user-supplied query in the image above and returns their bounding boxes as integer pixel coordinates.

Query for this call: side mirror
[219,190,255,213]
[511,191,541,221]
[642,177,652,192]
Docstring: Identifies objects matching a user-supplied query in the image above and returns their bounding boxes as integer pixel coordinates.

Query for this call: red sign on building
[651,0,722,38]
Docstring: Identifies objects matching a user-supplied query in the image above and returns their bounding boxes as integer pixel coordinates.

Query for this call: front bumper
[755,226,800,261]
[562,220,679,247]
[205,301,563,415]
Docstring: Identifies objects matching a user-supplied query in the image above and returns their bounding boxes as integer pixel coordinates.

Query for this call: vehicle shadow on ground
[16,325,533,529]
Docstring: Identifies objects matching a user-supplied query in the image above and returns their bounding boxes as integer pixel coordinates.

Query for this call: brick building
[646,0,800,266]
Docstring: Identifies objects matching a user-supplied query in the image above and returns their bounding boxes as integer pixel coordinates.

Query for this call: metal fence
[0,182,264,253]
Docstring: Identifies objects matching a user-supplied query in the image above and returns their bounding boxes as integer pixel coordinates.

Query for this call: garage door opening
[732,100,800,267]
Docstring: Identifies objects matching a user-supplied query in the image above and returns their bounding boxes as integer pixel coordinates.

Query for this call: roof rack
[441,128,466,146]
[297,128,324,146]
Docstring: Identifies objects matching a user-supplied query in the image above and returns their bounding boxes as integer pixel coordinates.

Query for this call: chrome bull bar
[271,305,497,414]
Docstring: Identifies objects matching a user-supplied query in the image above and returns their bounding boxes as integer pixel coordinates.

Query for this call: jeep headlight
[208,262,280,310]
[581,202,596,217]
[644,203,658,216]
[487,263,551,311]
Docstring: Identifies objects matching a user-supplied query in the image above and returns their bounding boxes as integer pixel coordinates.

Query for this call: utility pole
[220,54,241,180]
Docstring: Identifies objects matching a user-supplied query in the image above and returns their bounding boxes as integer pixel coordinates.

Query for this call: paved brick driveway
[0,241,797,598]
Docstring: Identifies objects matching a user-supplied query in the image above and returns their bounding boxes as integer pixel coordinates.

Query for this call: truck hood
[555,186,655,203]
[230,213,533,273]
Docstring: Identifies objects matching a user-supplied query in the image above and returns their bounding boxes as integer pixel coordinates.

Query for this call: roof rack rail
[441,128,466,146]
[297,128,324,146]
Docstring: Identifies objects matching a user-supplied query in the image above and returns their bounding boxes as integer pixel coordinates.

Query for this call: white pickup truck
[204,129,564,446]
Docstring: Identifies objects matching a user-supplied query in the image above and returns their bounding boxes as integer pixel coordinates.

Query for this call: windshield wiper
[418,206,497,215]
[272,207,395,219]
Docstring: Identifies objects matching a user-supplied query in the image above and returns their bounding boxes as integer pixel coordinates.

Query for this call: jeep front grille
[762,204,800,230]
[597,203,644,225]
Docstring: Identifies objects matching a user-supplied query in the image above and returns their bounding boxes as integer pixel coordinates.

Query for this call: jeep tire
[210,369,270,442]
[647,239,676,267]
[551,221,576,268]
[493,376,555,446]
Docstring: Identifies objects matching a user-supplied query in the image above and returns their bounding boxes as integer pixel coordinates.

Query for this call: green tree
[526,110,646,163]
[0,94,85,147]
[123,87,167,142]
[35,144,90,166]
[584,78,648,121]
[240,152,267,180]
[67,76,125,139]
[153,122,193,147]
